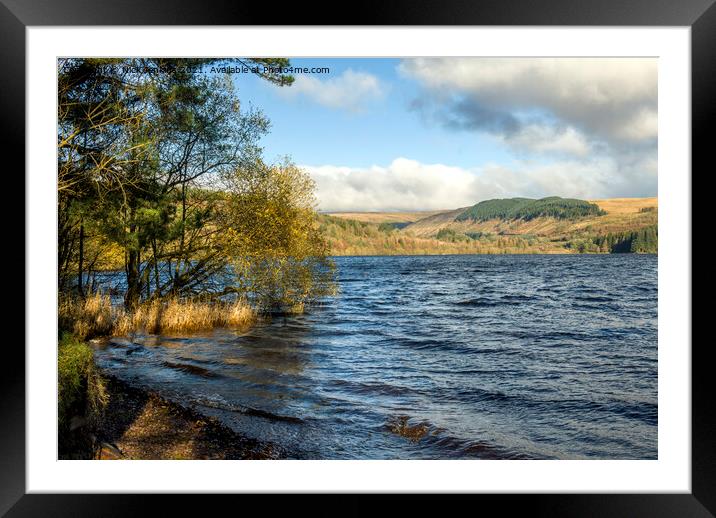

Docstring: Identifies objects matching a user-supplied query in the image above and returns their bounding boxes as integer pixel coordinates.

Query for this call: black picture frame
[4,0,709,514]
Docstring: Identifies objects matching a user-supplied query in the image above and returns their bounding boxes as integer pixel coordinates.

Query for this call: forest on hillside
[322,198,657,256]
[591,225,658,253]
[456,197,606,222]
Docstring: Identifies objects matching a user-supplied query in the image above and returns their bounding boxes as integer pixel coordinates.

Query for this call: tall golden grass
[59,293,115,339]
[59,293,256,339]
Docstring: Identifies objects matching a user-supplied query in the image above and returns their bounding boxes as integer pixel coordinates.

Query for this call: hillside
[320,197,657,255]
[325,210,447,224]
[455,197,605,222]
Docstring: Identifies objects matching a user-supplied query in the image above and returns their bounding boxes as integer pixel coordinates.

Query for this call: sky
[231,58,657,212]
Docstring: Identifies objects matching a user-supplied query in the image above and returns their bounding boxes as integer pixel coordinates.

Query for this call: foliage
[221,160,336,313]
[436,228,469,242]
[592,225,658,253]
[58,334,108,436]
[565,238,600,254]
[456,197,605,222]
[465,231,492,240]
[57,58,296,307]
[57,58,334,317]
[319,215,556,255]
[455,198,532,221]
[378,222,409,232]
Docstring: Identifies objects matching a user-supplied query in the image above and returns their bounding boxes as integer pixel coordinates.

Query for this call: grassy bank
[58,333,109,457]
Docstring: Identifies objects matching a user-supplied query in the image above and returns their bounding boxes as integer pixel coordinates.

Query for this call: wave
[455,294,535,307]
[574,295,614,303]
[177,355,224,367]
[331,378,424,397]
[455,298,501,307]
[501,294,535,302]
[450,386,520,404]
[191,393,304,424]
[161,361,221,378]
[383,415,532,459]
[444,385,657,426]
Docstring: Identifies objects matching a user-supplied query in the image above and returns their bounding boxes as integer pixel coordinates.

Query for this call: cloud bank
[287,59,658,212]
[400,57,657,151]
[303,156,656,212]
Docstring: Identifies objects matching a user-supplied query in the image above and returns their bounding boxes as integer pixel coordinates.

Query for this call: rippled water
[93,255,658,459]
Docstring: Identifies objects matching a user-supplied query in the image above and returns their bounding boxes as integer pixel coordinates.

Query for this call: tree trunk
[175,181,187,288]
[125,249,141,308]
[125,221,141,308]
[77,219,85,297]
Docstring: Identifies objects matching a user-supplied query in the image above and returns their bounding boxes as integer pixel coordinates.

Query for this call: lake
[92,254,658,459]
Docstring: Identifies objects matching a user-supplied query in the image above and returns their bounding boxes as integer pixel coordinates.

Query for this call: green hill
[456,197,605,222]
[323,197,657,255]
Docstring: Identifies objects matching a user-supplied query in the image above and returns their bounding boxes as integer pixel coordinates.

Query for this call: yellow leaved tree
[220,159,337,314]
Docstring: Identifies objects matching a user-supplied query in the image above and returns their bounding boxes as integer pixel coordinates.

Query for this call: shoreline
[88,251,658,274]
[61,373,285,460]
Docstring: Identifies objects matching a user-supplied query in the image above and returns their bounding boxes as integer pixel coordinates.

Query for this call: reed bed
[60,292,256,339]
[59,293,115,339]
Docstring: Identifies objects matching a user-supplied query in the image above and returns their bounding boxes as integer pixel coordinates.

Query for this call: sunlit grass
[60,292,256,338]
[123,296,256,335]
[59,292,115,339]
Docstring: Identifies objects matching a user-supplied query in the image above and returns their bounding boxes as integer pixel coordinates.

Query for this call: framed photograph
[7,0,710,514]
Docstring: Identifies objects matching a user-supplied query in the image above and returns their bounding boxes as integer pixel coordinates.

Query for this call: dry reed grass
[60,292,256,338]
[59,293,115,339]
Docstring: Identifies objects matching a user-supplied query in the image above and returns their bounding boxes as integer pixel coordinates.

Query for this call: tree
[592,225,658,254]
[58,58,294,306]
[220,159,336,313]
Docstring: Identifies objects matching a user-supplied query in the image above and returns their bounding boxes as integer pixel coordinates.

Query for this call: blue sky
[232,58,514,169]
[228,58,657,212]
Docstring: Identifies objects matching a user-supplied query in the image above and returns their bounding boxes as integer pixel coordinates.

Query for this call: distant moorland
[323,196,657,255]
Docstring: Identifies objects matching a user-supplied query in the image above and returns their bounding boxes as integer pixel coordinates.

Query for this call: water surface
[93,254,658,459]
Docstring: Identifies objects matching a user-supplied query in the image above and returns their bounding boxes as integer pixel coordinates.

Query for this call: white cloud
[302,156,657,212]
[399,57,657,146]
[277,69,385,112]
[505,124,592,157]
[305,158,483,212]
[395,58,657,200]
